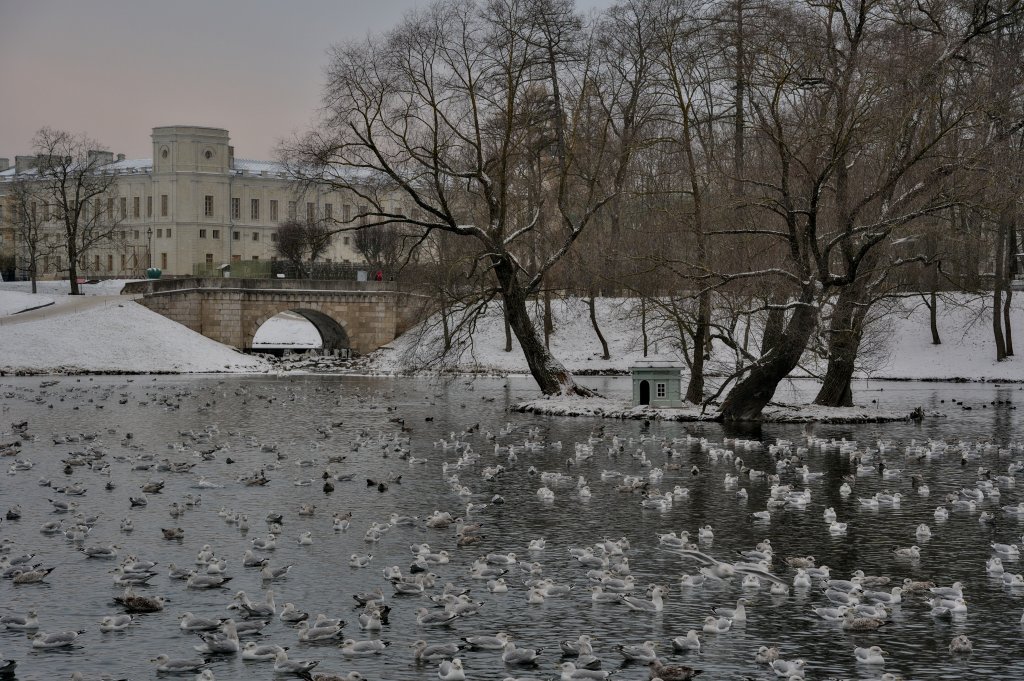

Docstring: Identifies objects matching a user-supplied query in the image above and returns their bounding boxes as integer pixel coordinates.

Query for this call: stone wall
[133,285,430,355]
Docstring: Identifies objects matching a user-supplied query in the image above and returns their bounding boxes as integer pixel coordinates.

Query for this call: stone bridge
[122,278,429,355]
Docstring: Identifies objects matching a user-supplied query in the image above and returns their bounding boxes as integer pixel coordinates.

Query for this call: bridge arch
[248,306,351,354]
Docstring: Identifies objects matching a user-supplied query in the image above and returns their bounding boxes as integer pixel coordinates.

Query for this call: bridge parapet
[121,278,396,295]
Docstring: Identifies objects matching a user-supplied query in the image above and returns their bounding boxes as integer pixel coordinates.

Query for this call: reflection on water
[0,375,1022,680]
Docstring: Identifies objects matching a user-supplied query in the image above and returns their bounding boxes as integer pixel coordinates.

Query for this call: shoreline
[511,396,938,424]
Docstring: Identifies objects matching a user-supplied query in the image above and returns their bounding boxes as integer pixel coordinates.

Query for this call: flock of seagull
[0,379,1023,681]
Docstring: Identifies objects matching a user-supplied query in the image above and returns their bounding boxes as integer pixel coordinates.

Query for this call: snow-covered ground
[364,294,1024,382]
[0,290,54,316]
[0,278,142,296]
[0,278,1019,383]
[0,285,269,374]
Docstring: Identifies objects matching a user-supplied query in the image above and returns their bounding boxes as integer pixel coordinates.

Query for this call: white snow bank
[0,291,54,316]
[365,294,1024,383]
[513,397,923,423]
[0,298,270,375]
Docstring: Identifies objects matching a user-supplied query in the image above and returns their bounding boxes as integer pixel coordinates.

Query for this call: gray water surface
[1,375,1022,681]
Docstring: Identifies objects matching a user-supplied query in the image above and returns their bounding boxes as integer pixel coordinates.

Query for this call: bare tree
[353,224,405,272]
[6,178,48,293]
[29,128,123,295]
[274,218,334,277]
[285,0,643,396]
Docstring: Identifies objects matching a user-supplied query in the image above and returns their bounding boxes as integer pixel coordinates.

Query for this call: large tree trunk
[719,297,817,420]
[929,291,941,345]
[760,293,785,356]
[814,287,869,407]
[495,260,591,396]
[587,295,610,360]
[685,291,710,404]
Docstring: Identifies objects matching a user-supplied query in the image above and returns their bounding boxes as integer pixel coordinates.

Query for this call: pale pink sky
[0,0,611,162]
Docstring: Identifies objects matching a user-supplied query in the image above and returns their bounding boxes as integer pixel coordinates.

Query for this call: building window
[133,196,140,218]
[43,204,50,222]
[233,231,240,241]
[656,383,666,398]
[30,202,37,221]
[251,198,259,220]
[306,202,315,223]
[358,204,368,225]
[204,195,214,217]
[271,233,278,242]
[343,204,351,221]
[156,229,163,238]
[199,229,207,239]
[166,228,172,238]
[107,198,114,219]
[252,232,259,241]
[133,230,140,240]
[343,236,350,246]
[270,199,278,221]
[287,201,296,220]
[161,194,168,217]
[212,230,220,239]
[94,254,101,271]
[120,231,126,240]
[147,196,153,218]
[251,256,259,261]
[324,203,333,220]
[120,197,127,218]
[231,254,241,262]
[120,254,126,270]
[107,254,113,271]
[231,197,240,220]
[160,253,168,269]
[205,254,214,265]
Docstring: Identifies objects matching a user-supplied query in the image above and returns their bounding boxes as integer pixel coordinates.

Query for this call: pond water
[0,374,1022,681]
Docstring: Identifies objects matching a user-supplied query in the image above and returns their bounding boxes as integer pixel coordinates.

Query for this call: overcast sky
[0,0,613,161]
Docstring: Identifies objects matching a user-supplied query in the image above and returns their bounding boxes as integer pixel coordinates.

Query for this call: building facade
[0,126,374,278]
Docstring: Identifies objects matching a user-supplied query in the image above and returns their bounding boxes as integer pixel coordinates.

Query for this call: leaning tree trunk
[543,289,553,349]
[929,290,941,345]
[588,295,610,360]
[760,293,786,356]
[814,287,869,407]
[719,297,818,420]
[494,258,591,396]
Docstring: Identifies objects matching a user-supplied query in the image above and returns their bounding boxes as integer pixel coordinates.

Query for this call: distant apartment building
[0,125,380,278]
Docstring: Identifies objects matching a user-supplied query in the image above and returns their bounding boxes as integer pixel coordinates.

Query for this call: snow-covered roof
[629,356,685,371]
[234,158,287,175]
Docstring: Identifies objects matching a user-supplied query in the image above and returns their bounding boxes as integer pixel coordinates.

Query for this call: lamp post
[146,227,153,271]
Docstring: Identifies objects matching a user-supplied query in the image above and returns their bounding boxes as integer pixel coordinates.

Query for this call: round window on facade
[204,150,213,160]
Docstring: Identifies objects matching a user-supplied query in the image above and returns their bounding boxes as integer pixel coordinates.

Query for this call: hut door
[639,380,650,405]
